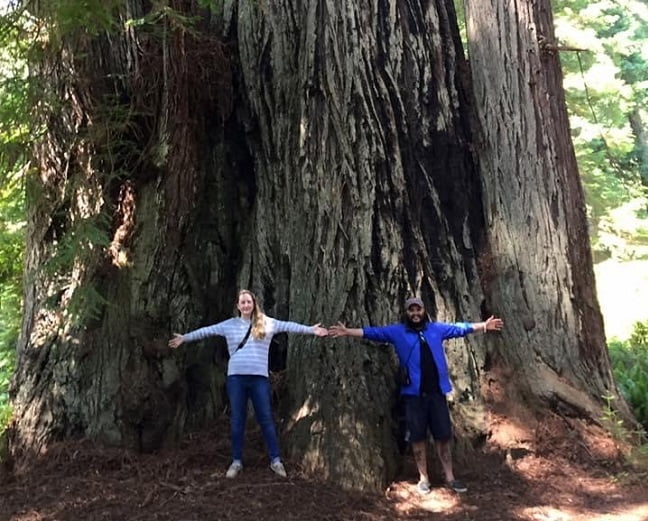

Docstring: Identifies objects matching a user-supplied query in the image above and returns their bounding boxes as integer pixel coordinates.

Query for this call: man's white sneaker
[225,461,243,478]
[417,479,431,494]
[270,460,287,477]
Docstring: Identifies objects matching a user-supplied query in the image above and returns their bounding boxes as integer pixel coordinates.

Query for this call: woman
[169,289,328,478]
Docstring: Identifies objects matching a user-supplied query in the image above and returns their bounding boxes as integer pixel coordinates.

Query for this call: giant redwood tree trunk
[13,0,239,453]
[464,0,632,420]
[10,0,627,492]
[228,1,483,487]
[229,1,488,488]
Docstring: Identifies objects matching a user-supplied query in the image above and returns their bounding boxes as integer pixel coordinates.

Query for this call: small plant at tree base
[600,393,648,475]
[601,392,630,443]
[0,396,12,465]
[608,320,648,430]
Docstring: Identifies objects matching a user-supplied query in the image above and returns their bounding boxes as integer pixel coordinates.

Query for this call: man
[329,297,503,494]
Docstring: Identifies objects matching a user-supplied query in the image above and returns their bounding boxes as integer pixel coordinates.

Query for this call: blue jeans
[226,375,280,462]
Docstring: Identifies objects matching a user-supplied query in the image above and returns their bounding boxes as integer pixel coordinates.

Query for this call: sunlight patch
[388,482,459,514]
[517,504,648,521]
[290,397,319,423]
[519,507,573,520]
[586,505,648,521]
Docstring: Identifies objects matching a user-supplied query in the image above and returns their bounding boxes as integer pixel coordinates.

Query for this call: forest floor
[1,412,648,521]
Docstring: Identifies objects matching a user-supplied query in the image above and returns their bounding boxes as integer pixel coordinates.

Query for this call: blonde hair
[237,289,266,339]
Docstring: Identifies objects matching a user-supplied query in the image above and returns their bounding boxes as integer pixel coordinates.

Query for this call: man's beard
[405,316,427,330]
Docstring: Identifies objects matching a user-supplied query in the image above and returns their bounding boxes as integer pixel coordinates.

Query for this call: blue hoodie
[362,321,474,395]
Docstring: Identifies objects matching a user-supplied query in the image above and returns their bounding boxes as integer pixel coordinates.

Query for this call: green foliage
[0,352,13,432]
[44,214,111,277]
[0,173,23,358]
[554,0,648,257]
[38,0,122,38]
[608,320,648,429]
[196,0,223,13]
[628,321,648,346]
[596,199,648,260]
[0,4,29,432]
[620,52,648,85]
[452,0,468,53]
[125,3,201,32]
[0,10,32,182]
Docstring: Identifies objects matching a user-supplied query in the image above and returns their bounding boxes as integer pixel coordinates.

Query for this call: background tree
[7,0,633,492]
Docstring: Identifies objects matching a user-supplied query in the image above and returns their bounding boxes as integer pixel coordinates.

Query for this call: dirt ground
[1,413,647,521]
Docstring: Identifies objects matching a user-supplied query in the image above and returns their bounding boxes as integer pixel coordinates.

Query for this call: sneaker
[417,479,431,494]
[270,460,287,478]
[446,479,467,493]
[225,461,243,478]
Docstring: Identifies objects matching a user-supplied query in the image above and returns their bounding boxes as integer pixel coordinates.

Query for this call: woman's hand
[168,333,185,349]
[312,323,329,337]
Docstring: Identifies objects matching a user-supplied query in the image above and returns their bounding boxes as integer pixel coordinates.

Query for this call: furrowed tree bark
[464,0,633,421]
[12,0,239,455]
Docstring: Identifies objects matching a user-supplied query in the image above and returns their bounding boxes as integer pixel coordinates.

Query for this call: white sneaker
[225,461,243,478]
[417,479,431,494]
[270,460,287,477]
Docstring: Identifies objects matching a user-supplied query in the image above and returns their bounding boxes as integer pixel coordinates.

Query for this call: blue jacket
[363,321,474,395]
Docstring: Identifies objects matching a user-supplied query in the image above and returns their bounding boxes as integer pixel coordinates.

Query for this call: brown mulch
[1,415,648,521]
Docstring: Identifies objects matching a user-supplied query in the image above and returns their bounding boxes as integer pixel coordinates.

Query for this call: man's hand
[329,322,349,338]
[329,322,365,338]
[168,333,184,349]
[484,316,504,332]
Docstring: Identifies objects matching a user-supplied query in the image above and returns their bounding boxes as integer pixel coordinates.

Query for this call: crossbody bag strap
[402,335,418,367]
[235,324,253,352]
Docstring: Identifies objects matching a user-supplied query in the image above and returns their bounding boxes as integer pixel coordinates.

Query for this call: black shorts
[404,392,452,442]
